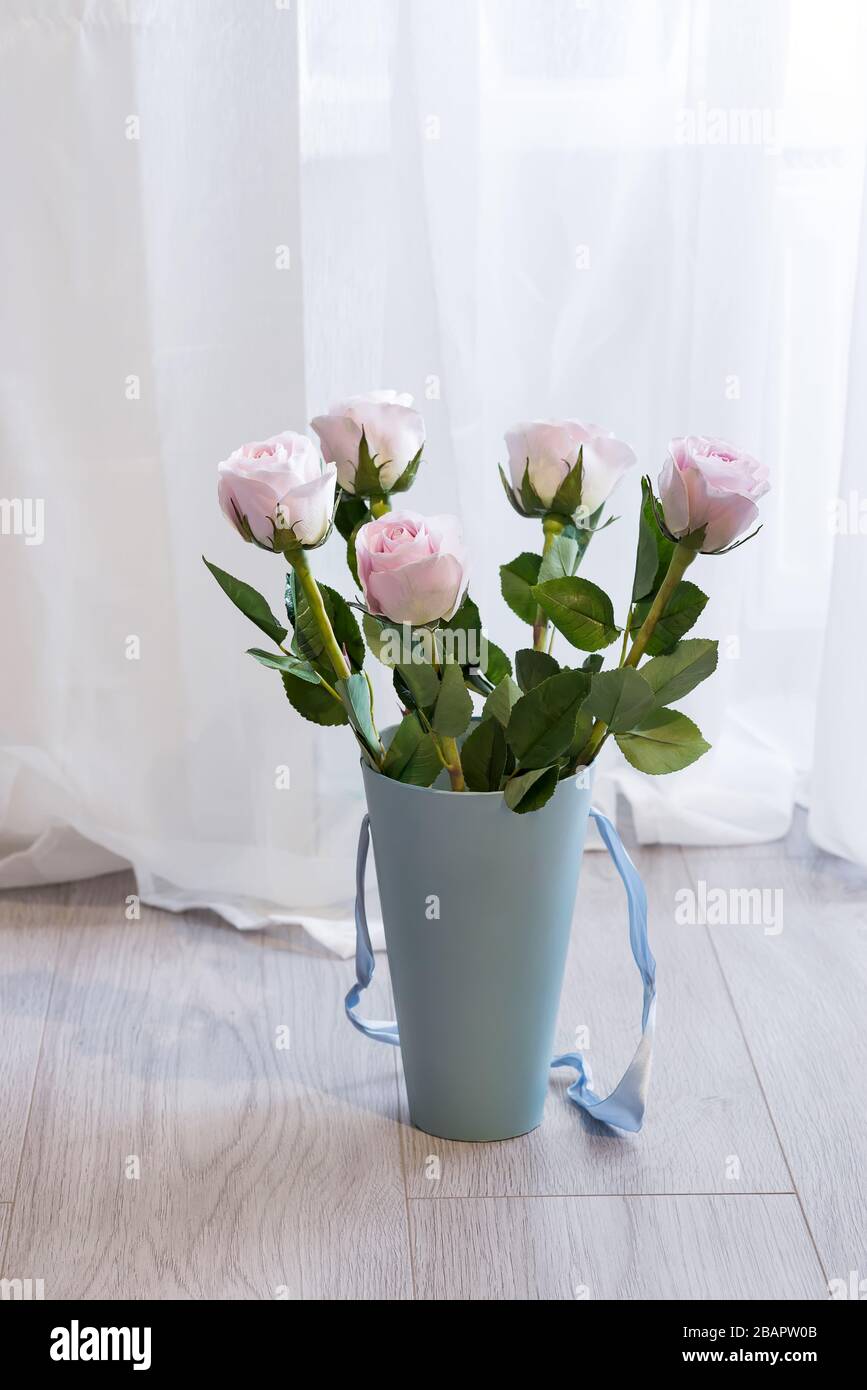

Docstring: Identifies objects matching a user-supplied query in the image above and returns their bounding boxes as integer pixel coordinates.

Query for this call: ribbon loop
[549,807,656,1132]
[344,806,656,1130]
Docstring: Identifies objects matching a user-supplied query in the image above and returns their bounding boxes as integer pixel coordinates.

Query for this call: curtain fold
[2,0,866,954]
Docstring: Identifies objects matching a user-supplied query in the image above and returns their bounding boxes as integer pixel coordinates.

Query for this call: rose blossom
[311,391,425,495]
[356,510,468,626]
[504,419,636,515]
[659,436,769,553]
[218,431,336,551]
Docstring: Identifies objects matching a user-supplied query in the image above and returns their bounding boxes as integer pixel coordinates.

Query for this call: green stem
[289,549,351,683]
[578,540,698,770]
[618,608,633,666]
[280,643,341,704]
[533,514,565,652]
[288,549,388,769]
[623,540,697,668]
[578,718,608,767]
[436,735,466,791]
[370,496,391,519]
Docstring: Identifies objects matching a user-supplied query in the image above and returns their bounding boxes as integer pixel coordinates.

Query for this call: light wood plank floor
[1,812,864,1300]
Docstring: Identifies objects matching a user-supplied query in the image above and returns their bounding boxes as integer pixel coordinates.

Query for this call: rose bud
[356,510,468,626]
[218,431,336,552]
[502,419,636,519]
[311,391,425,498]
[658,436,770,553]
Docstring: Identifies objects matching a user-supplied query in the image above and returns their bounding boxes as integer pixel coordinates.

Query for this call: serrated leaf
[584,667,655,734]
[247,649,320,682]
[569,706,596,761]
[615,709,710,774]
[290,574,365,673]
[640,638,719,707]
[480,638,512,685]
[506,669,591,769]
[633,476,675,602]
[500,553,543,624]
[504,765,559,814]
[538,532,580,584]
[442,593,482,646]
[336,673,382,763]
[334,491,369,541]
[396,660,440,711]
[632,581,708,656]
[281,671,348,726]
[484,674,522,727]
[515,648,560,693]
[532,577,619,652]
[362,612,406,667]
[343,518,368,588]
[381,713,441,786]
[203,557,287,645]
[433,660,473,737]
[461,717,508,792]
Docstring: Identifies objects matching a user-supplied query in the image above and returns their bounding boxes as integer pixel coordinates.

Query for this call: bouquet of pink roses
[205,393,768,813]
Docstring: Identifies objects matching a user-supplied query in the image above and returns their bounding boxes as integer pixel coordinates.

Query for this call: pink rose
[218,431,336,550]
[356,510,468,626]
[659,436,769,553]
[504,419,636,515]
[311,391,425,496]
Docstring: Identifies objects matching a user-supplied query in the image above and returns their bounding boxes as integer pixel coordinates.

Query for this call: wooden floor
[1,811,865,1300]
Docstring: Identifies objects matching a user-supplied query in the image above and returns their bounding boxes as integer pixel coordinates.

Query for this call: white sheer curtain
[2,0,866,950]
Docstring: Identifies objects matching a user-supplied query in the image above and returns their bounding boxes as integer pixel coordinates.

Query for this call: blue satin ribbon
[345,806,656,1132]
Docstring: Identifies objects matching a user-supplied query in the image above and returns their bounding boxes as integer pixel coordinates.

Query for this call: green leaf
[500,553,542,624]
[615,709,710,774]
[345,525,363,588]
[381,713,442,787]
[506,669,591,769]
[538,532,580,584]
[442,593,482,648]
[289,575,365,673]
[504,766,559,814]
[633,477,675,602]
[396,660,440,711]
[336,673,382,762]
[320,583,365,670]
[362,612,405,667]
[334,491,369,541]
[481,638,512,686]
[461,717,508,792]
[640,638,719,707]
[281,672,348,726]
[203,557,287,645]
[515,648,559,693]
[632,581,708,656]
[585,667,655,734]
[532,577,619,652]
[569,706,596,761]
[247,649,320,683]
[582,654,604,673]
[484,674,522,727]
[433,660,474,737]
